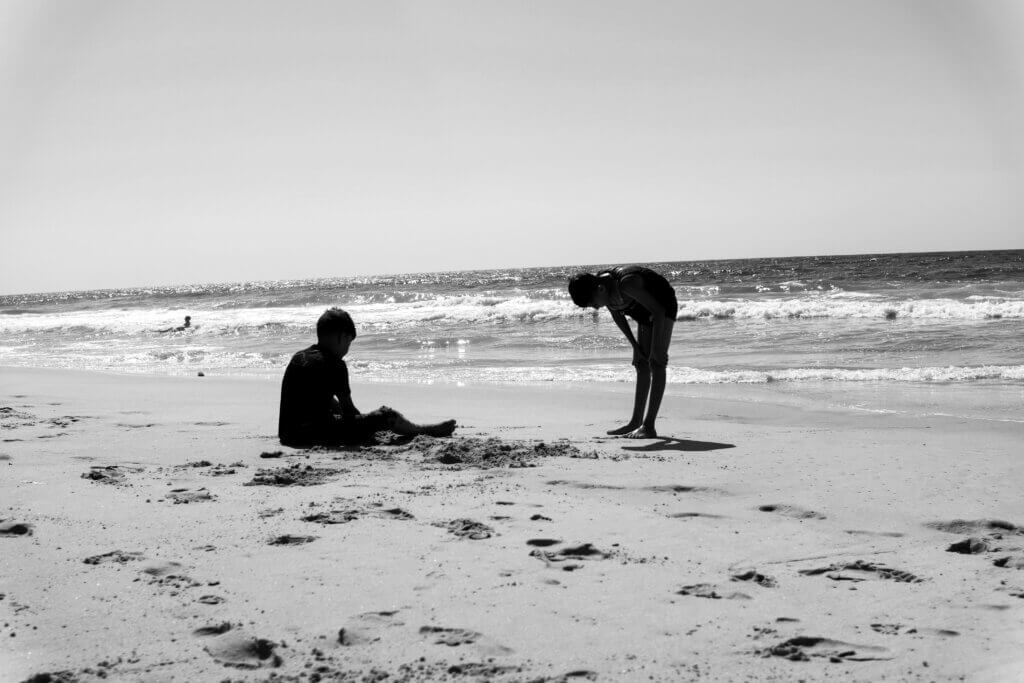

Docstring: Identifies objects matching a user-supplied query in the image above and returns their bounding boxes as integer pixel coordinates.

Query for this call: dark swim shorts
[283,408,394,448]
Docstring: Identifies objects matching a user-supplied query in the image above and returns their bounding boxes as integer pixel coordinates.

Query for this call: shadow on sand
[620,437,735,453]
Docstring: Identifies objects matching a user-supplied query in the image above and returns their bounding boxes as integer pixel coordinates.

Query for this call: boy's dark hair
[317,307,356,339]
[568,273,599,308]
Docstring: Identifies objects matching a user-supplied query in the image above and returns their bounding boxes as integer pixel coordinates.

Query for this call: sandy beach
[2,367,1023,682]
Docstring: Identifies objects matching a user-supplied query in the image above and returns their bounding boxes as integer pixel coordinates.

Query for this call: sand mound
[947,537,991,554]
[759,636,892,662]
[81,466,135,485]
[436,519,495,540]
[369,436,597,469]
[167,488,215,504]
[244,463,344,487]
[83,550,144,565]
[203,633,282,669]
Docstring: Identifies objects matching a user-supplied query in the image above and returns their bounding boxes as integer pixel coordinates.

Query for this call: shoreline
[2,366,1023,681]
[4,363,1022,426]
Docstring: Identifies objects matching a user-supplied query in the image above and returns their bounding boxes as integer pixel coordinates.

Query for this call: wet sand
[1,367,1023,681]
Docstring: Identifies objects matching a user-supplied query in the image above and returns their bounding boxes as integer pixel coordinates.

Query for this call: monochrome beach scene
[2,3,1022,681]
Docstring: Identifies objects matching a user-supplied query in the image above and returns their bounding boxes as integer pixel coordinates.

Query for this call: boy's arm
[610,310,641,353]
[337,394,361,419]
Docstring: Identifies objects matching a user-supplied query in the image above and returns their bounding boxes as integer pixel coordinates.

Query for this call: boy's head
[568,272,608,309]
[316,307,356,357]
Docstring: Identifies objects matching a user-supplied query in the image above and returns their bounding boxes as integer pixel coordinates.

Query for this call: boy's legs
[627,318,674,438]
[371,406,456,438]
[327,407,455,445]
[607,323,653,435]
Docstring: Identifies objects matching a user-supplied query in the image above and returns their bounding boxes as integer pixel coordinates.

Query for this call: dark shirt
[278,345,351,446]
[598,266,678,323]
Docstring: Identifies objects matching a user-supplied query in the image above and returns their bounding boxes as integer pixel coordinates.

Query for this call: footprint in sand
[546,479,624,490]
[0,520,33,536]
[167,488,215,504]
[992,555,1024,570]
[669,512,725,520]
[531,543,610,571]
[646,484,715,493]
[870,623,959,637]
[946,537,992,554]
[759,636,892,662]
[194,622,233,636]
[548,672,598,682]
[139,561,202,590]
[926,519,1024,536]
[758,504,825,520]
[83,550,144,565]
[203,632,282,669]
[929,520,1024,567]
[676,583,751,600]
[420,626,482,646]
[198,595,226,605]
[268,534,317,546]
[303,509,361,525]
[419,626,513,655]
[304,506,414,525]
[446,663,525,677]
[731,569,777,588]
[244,464,344,487]
[180,460,213,469]
[798,560,924,583]
[337,611,404,646]
[364,505,415,521]
[140,560,185,578]
[844,529,904,538]
[81,466,134,485]
[436,519,495,540]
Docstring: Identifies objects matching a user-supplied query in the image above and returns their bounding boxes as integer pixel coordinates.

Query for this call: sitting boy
[568,265,677,439]
[278,308,456,447]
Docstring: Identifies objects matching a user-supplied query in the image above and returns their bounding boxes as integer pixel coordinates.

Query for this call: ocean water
[2,250,1023,419]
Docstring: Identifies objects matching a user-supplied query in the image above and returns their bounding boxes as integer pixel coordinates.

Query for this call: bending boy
[278,308,456,447]
[569,266,677,438]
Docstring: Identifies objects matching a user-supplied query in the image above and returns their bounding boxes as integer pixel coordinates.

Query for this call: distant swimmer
[158,316,192,333]
[568,266,677,439]
[278,308,457,447]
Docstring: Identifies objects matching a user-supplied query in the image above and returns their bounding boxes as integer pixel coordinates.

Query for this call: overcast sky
[1,1,1022,294]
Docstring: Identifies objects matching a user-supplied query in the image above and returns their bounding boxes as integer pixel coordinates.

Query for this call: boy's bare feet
[624,425,657,439]
[607,422,641,436]
[422,419,457,437]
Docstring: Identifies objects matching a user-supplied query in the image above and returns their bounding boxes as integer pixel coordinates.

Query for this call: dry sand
[1,367,1023,682]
